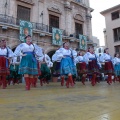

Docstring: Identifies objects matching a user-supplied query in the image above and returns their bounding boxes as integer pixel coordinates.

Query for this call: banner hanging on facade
[52,28,63,46]
[79,34,87,50]
[19,20,33,42]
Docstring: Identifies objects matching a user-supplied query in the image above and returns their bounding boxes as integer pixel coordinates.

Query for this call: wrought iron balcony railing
[0,14,19,25]
[0,14,66,36]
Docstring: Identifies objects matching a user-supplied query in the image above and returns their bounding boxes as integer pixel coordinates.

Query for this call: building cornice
[16,0,34,5]
[100,4,120,15]
[70,0,94,12]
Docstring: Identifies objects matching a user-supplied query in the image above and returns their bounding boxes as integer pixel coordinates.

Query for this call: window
[49,15,59,32]
[111,11,119,20]
[49,15,59,28]
[17,5,31,21]
[75,22,83,38]
[115,45,120,53]
[113,27,120,42]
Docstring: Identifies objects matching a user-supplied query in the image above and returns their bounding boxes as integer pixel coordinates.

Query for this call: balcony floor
[0,81,120,120]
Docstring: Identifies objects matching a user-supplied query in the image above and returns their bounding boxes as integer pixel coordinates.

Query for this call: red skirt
[77,62,87,75]
[0,56,10,75]
[104,61,113,74]
[88,60,99,75]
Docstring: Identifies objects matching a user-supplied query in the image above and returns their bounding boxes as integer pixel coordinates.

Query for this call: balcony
[0,14,92,43]
[0,14,66,36]
[69,33,82,39]
[0,14,19,26]
[69,33,93,43]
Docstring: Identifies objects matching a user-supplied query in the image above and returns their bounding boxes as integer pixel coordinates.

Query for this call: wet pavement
[0,81,120,120]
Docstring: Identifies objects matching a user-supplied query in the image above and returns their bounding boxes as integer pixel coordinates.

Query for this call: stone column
[64,1,72,36]
[86,10,92,40]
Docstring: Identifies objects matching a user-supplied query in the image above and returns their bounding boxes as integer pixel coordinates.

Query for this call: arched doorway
[47,50,56,59]
[12,47,16,52]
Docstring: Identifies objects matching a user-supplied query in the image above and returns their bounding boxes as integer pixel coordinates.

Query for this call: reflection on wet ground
[0,81,120,120]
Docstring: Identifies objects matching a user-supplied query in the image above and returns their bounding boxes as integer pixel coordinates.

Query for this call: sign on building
[79,34,87,50]
[52,28,63,46]
[19,20,33,42]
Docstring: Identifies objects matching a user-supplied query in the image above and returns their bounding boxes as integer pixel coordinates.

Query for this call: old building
[0,0,93,56]
[101,4,120,57]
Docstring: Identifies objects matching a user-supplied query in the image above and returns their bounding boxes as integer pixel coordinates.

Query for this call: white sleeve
[56,48,63,60]
[52,54,56,62]
[112,58,117,65]
[8,48,14,57]
[45,54,51,63]
[39,56,44,62]
[34,44,43,57]
[83,53,89,64]
[14,44,23,56]
[74,57,79,64]
[72,50,77,59]
[48,61,53,68]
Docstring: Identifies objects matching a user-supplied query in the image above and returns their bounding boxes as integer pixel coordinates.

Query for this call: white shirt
[75,56,84,64]
[100,53,112,63]
[14,43,43,57]
[56,48,77,61]
[39,54,53,68]
[0,47,13,57]
[83,52,101,67]
[112,57,120,66]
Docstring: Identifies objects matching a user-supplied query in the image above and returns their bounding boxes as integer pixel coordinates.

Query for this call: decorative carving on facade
[64,1,72,10]
[74,13,84,22]
[47,5,62,14]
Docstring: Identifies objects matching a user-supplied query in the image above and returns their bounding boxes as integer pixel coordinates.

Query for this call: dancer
[100,48,114,85]
[14,35,43,90]
[38,49,53,86]
[113,53,120,82]
[8,56,22,85]
[56,42,77,88]
[0,39,13,89]
[75,51,87,85]
[84,46,101,86]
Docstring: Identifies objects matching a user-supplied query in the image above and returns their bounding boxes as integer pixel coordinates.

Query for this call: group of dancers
[0,35,120,90]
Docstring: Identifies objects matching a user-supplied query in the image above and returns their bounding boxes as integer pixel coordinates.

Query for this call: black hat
[24,35,31,39]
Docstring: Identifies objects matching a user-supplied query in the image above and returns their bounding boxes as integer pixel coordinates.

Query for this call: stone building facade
[0,0,93,56]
